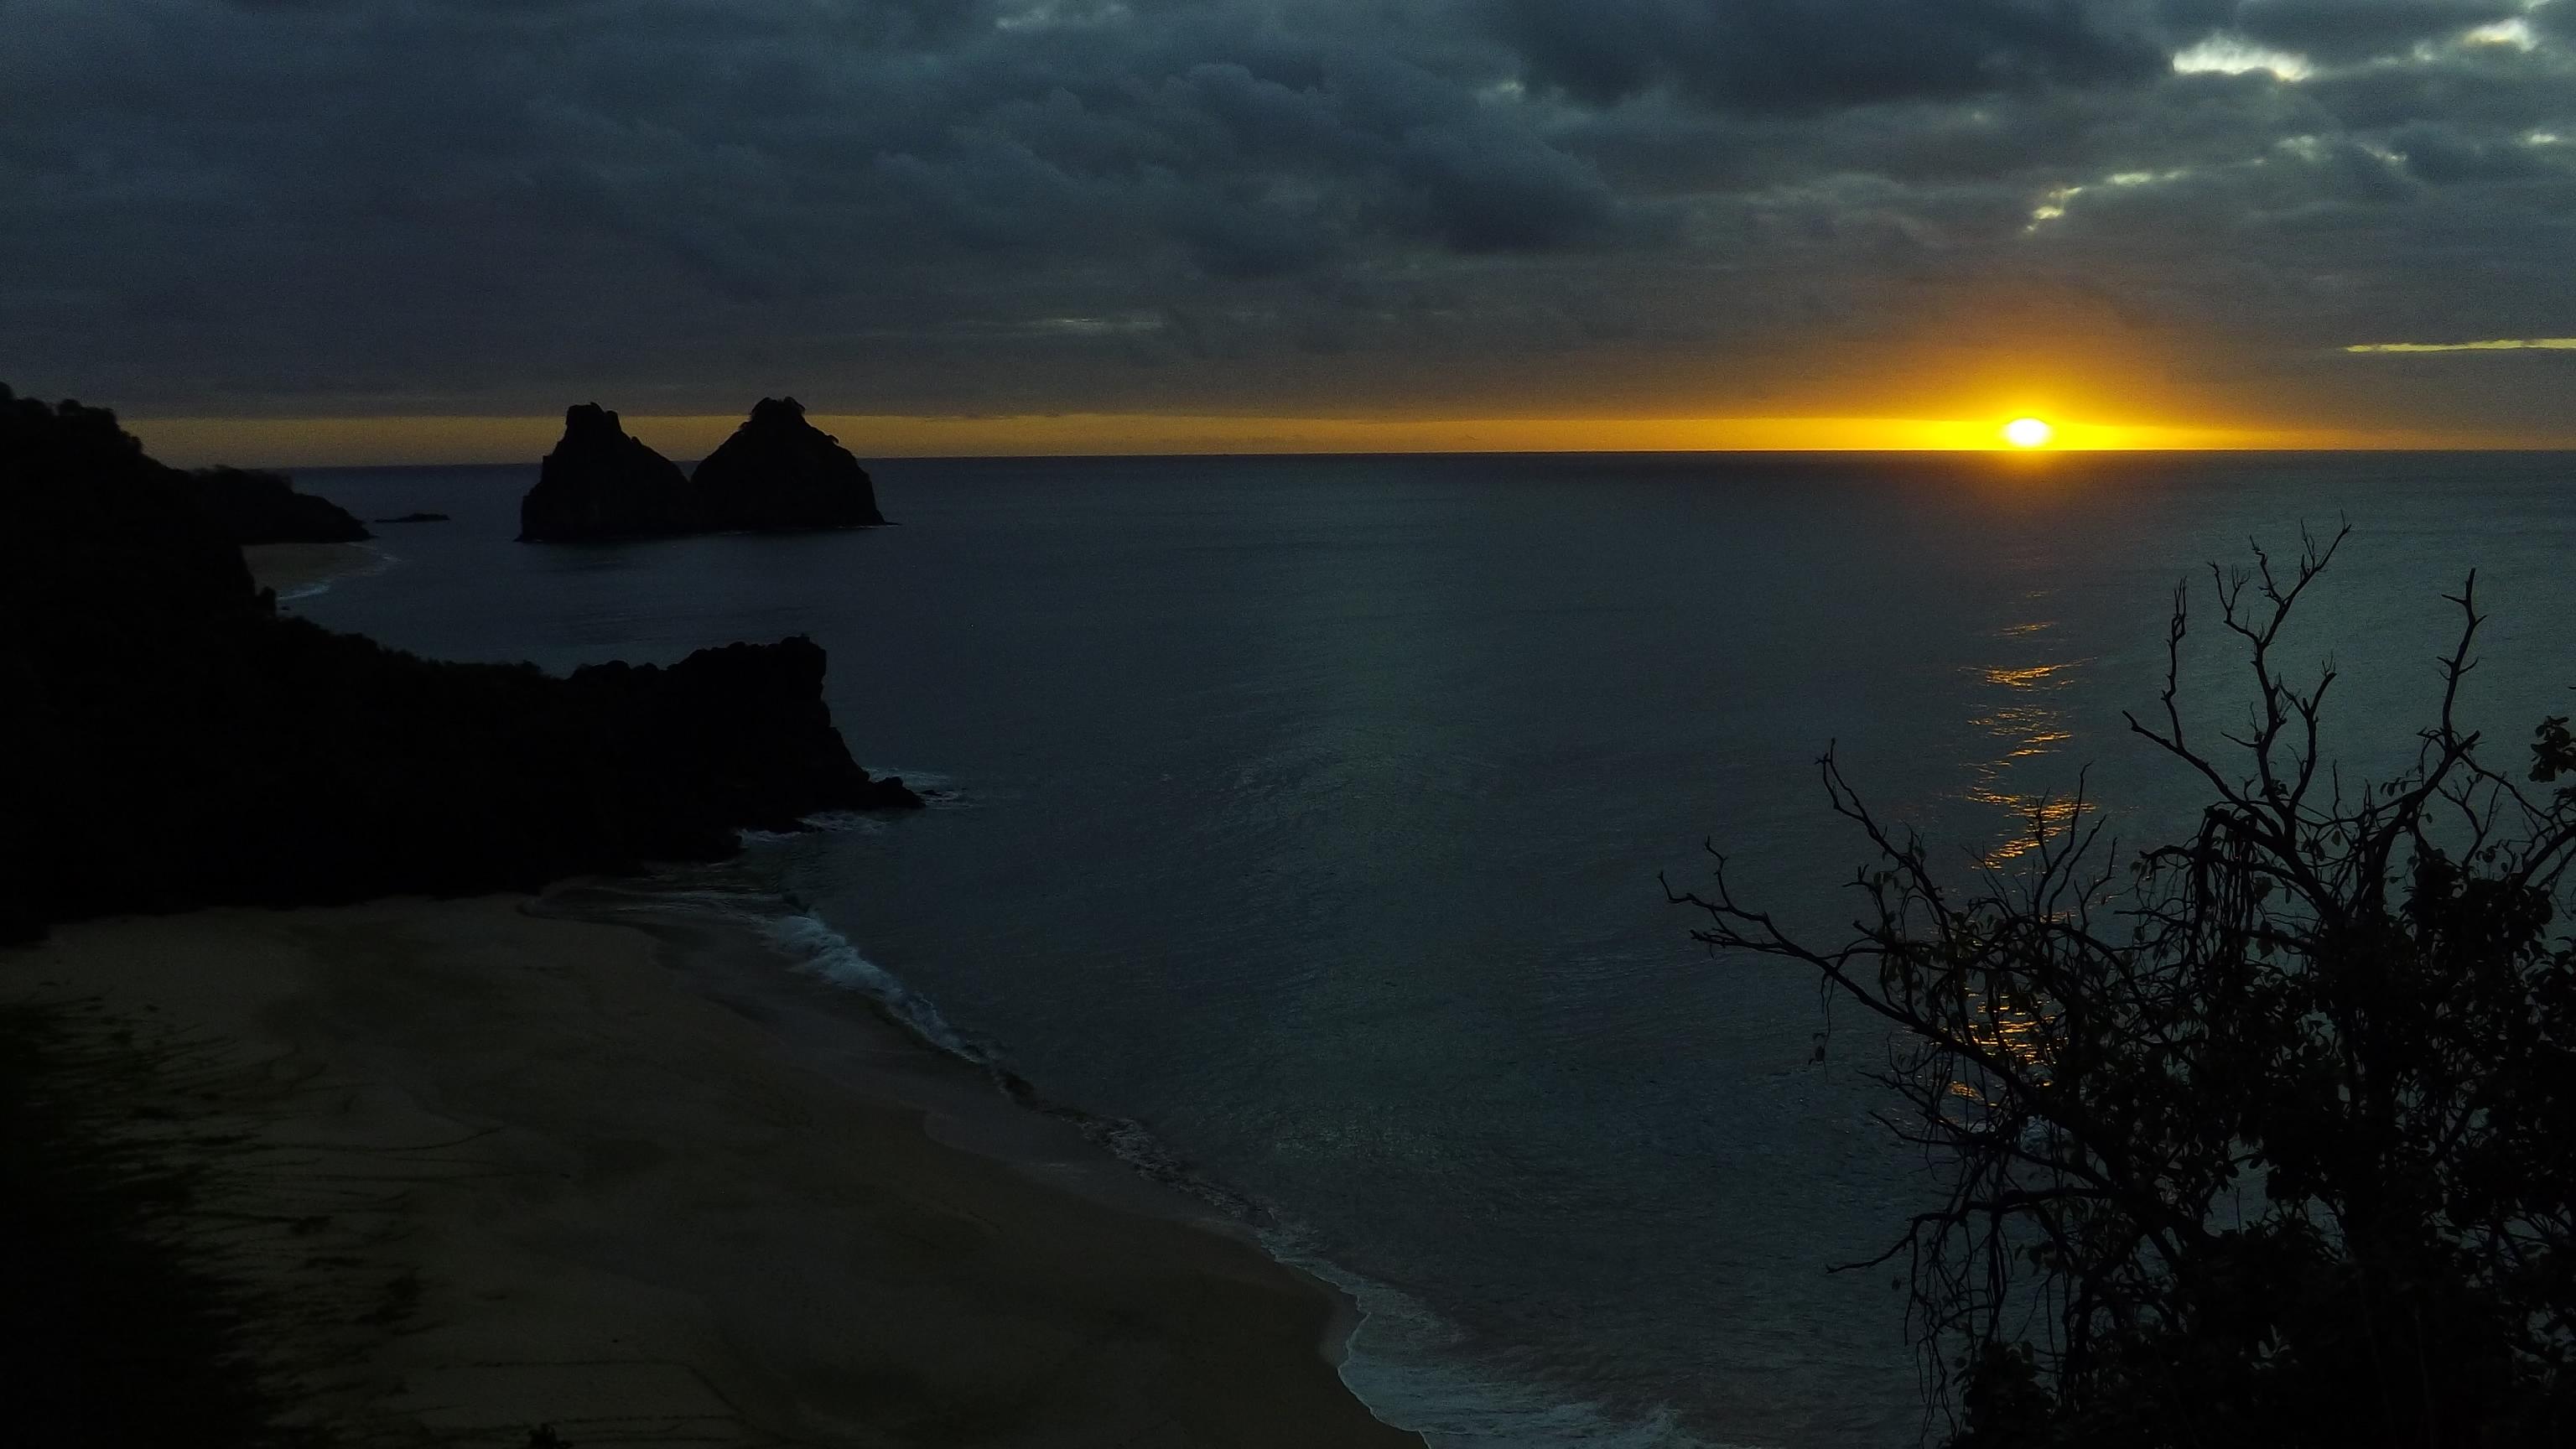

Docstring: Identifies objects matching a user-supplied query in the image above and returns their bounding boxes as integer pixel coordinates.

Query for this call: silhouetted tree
[1674,527,2576,1446]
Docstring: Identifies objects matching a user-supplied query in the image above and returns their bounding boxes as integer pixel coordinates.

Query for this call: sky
[4,0,2573,460]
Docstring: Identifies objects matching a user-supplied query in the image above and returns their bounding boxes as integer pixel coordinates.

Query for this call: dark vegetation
[1676,528,2576,1446]
[0,382,919,945]
[518,395,887,542]
[191,465,371,544]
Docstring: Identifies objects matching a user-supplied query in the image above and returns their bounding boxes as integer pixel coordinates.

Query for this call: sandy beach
[243,539,386,598]
[4,896,1419,1447]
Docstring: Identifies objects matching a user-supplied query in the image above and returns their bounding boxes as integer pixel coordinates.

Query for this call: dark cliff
[190,465,371,544]
[0,384,918,944]
[693,397,890,531]
[517,402,699,542]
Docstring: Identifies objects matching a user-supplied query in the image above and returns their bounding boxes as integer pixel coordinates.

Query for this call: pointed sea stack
[518,403,699,542]
[692,397,889,531]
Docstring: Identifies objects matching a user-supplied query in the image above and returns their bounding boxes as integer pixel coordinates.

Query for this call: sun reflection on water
[1947,996,2057,1113]
[1961,603,2092,866]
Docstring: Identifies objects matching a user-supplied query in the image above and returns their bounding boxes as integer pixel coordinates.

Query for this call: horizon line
[122,411,2559,470]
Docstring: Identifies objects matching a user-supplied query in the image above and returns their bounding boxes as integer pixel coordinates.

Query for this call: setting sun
[2003,417,2055,449]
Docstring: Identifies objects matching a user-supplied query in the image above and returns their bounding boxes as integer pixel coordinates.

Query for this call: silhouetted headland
[192,464,371,543]
[371,511,450,524]
[0,383,918,943]
[519,396,889,542]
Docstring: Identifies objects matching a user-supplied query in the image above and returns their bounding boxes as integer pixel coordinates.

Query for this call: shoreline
[242,539,390,600]
[3,896,1420,1446]
[540,879,1386,1358]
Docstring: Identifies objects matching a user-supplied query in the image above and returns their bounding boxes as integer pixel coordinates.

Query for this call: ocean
[286,449,2576,1447]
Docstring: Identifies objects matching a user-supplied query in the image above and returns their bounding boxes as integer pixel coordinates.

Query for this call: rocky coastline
[0,383,917,943]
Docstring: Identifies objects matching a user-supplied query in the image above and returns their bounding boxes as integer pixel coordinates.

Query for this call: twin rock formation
[521,397,887,543]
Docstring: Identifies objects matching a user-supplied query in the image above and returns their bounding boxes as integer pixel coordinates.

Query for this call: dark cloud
[2386,120,2557,183]
[0,0,2570,436]
[1486,0,2169,112]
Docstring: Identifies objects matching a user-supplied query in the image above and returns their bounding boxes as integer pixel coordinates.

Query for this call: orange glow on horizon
[122,411,2501,469]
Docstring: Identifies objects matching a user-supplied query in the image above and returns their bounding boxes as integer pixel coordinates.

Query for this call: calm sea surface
[290,451,2576,1447]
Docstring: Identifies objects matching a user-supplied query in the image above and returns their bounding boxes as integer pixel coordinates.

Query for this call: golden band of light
[126,413,2392,468]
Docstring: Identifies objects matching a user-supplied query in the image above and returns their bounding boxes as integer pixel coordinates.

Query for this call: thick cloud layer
[2,0,2570,435]
[1489,0,2168,112]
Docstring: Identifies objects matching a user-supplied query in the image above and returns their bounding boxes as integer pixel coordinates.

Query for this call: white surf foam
[272,544,398,603]
[1267,1225,1758,1449]
[756,910,984,1063]
[603,880,1763,1449]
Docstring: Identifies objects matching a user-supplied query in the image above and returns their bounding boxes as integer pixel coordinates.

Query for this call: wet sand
[5,897,1419,1447]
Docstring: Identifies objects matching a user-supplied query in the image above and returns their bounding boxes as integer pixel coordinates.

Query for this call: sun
[2002,417,2055,449]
